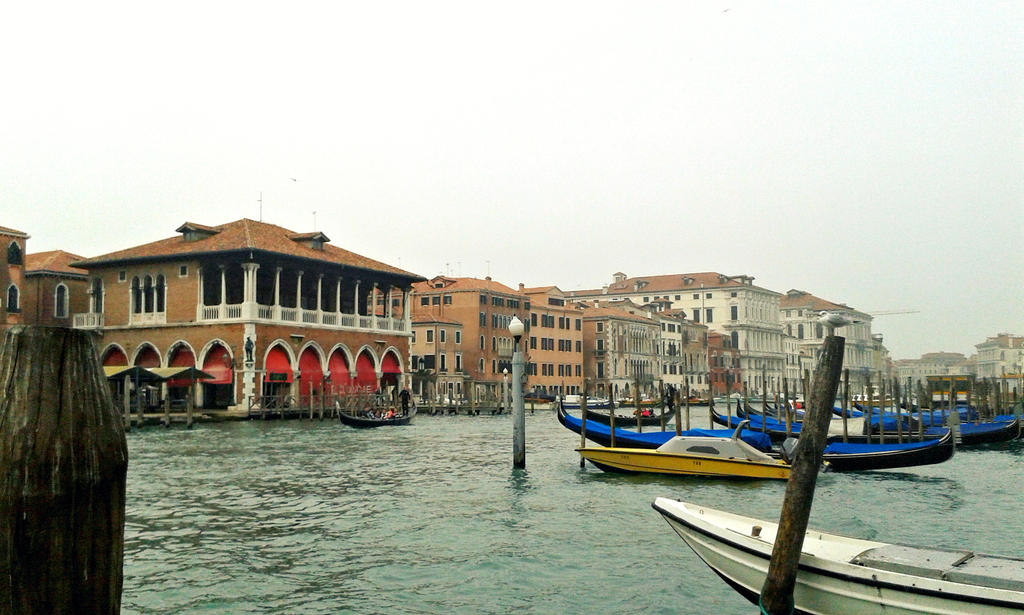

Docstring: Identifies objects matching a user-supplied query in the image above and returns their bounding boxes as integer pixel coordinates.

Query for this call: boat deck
[853,544,1024,592]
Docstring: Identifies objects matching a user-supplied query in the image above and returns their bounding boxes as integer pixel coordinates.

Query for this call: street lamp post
[502,368,509,413]
[509,316,526,468]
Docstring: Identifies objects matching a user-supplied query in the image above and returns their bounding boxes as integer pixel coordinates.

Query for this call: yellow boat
[577,423,790,480]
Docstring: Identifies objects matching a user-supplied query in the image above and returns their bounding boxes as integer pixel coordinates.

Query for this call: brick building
[580,300,661,400]
[23,250,89,326]
[411,276,528,402]
[1,225,28,328]
[71,219,423,410]
[410,312,465,402]
[521,285,584,397]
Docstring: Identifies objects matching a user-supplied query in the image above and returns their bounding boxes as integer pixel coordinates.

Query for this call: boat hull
[577,447,789,480]
[822,429,955,472]
[653,498,1024,614]
[338,406,416,428]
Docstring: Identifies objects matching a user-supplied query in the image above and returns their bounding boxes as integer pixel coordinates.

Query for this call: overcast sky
[2,1,1020,360]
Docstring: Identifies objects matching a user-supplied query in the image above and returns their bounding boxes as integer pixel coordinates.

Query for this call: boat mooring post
[706,377,715,430]
[509,316,526,469]
[0,326,128,615]
[760,334,845,615]
[841,368,849,442]
[783,378,792,438]
[675,386,683,436]
[579,380,588,469]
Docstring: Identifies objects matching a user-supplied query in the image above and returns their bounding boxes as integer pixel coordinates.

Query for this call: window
[575,319,581,330]
[6,242,22,265]
[118,270,126,282]
[597,362,605,378]
[643,296,649,302]
[576,341,582,352]
[596,322,603,332]
[797,324,804,339]
[440,354,447,372]
[155,275,165,312]
[54,284,68,318]
[675,295,680,300]
[480,294,487,304]
[597,339,604,350]
[179,265,188,277]
[440,329,446,343]
[431,296,440,305]
[91,278,103,313]
[455,354,462,372]
[706,293,712,299]
[731,305,738,321]
[426,329,434,343]
[692,293,699,299]
[705,308,713,323]
[480,335,485,349]
[692,309,700,323]
[531,313,537,326]
[5,285,19,313]
[479,312,486,326]
[731,331,739,348]
[479,358,485,372]
[730,291,737,297]
[575,365,581,377]
[443,295,452,304]
[412,330,417,343]
[530,336,537,350]
[455,331,461,345]
[421,297,429,306]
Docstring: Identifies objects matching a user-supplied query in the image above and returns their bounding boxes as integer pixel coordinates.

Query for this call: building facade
[974,334,1024,389]
[410,313,465,402]
[522,285,584,397]
[1,225,28,328]
[72,219,422,410]
[23,250,89,327]
[571,271,784,394]
[580,300,661,400]
[779,289,875,386]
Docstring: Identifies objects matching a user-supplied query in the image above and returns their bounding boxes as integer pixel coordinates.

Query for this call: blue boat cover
[926,421,1014,437]
[561,409,773,451]
[823,438,942,454]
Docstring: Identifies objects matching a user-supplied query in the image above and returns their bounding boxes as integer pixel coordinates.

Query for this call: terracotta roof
[580,304,657,325]
[0,225,29,237]
[413,276,519,295]
[570,271,773,297]
[520,285,561,294]
[72,219,422,280]
[411,309,461,326]
[780,289,853,312]
[25,250,88,277]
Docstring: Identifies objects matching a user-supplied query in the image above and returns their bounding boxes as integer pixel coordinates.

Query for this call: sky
[1,1,1021,360]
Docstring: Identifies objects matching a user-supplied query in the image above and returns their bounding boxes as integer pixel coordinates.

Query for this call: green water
[123,412,1024,614]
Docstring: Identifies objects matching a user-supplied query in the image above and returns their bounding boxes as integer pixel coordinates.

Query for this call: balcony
[73,312,104,329]
[197,303,408,334]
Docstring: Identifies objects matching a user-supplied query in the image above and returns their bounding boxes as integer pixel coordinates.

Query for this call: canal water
[123,410,1024,614]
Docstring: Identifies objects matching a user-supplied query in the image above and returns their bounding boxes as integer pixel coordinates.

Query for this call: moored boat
[577,422,790,480]
[338,405,416,428]
[652,498,1024,614]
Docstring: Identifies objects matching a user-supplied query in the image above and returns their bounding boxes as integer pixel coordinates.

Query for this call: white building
[974,334,1024,390]
[571,272,783,394]
[779,289,875,383]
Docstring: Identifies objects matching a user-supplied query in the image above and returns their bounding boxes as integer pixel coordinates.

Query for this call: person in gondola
[400,388,410,415]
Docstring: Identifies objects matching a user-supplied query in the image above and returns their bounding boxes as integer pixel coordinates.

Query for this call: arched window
[54,284,68,318]
[5,285,19,312]
[155,274,165,312]
[143,275,154,312]
[91,278,104,313]
[131,277,142,313]
[7,242,22,265]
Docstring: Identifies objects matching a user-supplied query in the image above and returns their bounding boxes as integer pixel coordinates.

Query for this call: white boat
[652,498,1024,614]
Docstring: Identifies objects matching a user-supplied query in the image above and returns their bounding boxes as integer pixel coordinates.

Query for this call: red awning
[381,353,401,374]
[298,349,323,393]
[135,347,160,368]
[264,346,293,383]
[354,353,376,391]
[167,348,197,387]
[102,348,128,366]
[328,352,350,393]
[202,345,233,385]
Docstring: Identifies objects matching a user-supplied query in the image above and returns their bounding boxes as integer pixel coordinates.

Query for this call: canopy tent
[166,347,197,387]
[380,352,401,386]
[328,351,350,392]
[201,345,233,385]
[149,367,215,382]
[354,353,377,391]
[298,349,324,394]
[103,365,162,381]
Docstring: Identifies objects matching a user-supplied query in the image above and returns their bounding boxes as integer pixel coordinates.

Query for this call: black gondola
[339,405,417,428]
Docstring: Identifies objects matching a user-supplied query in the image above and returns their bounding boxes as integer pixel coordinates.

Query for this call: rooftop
[25,250,88,277]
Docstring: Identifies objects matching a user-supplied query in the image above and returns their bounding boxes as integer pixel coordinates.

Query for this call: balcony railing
[73,312,104,329]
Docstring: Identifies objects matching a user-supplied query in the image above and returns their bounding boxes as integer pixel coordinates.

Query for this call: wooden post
[0,326,128,614]
[659,380,666,431]
[675,387,683,436]
[186,373,195,429]
[136,380,145,430]
[894,378,903,443]
[679,384,688,431]
[864,373,873,440]
[706,377,714,430]
[579,382,589,469]
[122,375,131,432]
[634,376,643,434]
[163,395,171,428]
[841,368,849,442]
[879,378,887,444]
[608,388,616,448]
[760,335,845,615]
[761,365,768,418]
[318,380,325,421]
[783,378,792,438]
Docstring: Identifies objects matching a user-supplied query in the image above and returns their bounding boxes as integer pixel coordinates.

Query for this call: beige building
[974,334,1024,389]
[579,299,661,400]
[521,285,584,397]
[410,312,465,402]
[571,271,784,394]
[779,289,875,385]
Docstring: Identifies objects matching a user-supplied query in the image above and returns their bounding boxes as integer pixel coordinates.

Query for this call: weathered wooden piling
[579,382,589,469]
[674,387,683,436]
[760,335,845,615]
[841,368,849,442]
[0,326,128,615]
[608,388,616,448]
[783,378,792,438]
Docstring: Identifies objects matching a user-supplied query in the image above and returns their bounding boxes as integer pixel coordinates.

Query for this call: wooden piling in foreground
[841,369,849,443]
[579,382,588,469]
[760,335,845,615]
[0,326,128,615]
[608,389,616,448]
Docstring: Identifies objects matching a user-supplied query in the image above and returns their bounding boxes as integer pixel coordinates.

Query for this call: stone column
[403,288,412,332]
[335,278,342,317]
[219,266,227,307]
[371,282,379,329]
[295,271,304,311]
[316,274,323,318]
[353,280,361,316]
